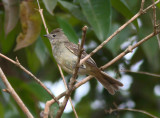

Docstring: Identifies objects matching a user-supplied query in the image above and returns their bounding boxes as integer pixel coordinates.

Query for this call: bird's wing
[64,42,97,66]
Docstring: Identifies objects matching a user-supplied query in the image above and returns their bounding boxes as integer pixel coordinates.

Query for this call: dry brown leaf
[14,1,41,51]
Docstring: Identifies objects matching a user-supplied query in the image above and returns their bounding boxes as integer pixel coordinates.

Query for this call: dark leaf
[79,0,111,41]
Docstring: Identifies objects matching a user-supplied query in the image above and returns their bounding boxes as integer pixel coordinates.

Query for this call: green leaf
[79,0,111,41]
[58,0,87,22]
[111,0,139,30]
[57,17,78,43]
[20,82,52,102]
[35,37,49,65]
[25,48,41,73]
[43,0,57,15]
[0,102,4,118]
[0,27,19,54]
[137,26,160,71]
[142,36,160,71]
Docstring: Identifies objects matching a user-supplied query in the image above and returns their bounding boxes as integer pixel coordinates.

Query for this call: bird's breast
[52,43,77,74]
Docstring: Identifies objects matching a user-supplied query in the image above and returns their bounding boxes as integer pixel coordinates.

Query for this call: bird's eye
[52,34,56,37]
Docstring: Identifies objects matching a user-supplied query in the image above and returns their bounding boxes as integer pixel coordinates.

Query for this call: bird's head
[44,28,68,44]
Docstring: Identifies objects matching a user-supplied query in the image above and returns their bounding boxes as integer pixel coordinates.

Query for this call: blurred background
[0,0,160,118]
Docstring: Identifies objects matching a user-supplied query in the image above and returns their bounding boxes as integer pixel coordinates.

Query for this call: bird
[44,28,123,95]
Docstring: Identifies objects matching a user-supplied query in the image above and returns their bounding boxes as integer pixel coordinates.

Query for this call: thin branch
[36,0,49,34]
[156,34,160,49]
[151,0,160,49]
[54,75,93,103]
[55,26,88,118]
[105,108,158,118]
[140,0,145,12]
[0,53,60,104]
[74,75,93,89]
[0,68,34,118]
[120,70,160,78]
[79,0,160,66]
[101,30,160,69]
[152,0,157,33]
[58,66,79,118]
[43,99,55,118]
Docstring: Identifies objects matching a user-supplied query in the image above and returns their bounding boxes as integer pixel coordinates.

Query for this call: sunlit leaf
[79,0,111,41]
[14,1,42,51]
[2,0,19,36]
[42,0,57,15]
[57,17,78,43]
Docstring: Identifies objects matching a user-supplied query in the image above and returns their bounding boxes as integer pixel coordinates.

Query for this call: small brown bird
[44,28,123,95]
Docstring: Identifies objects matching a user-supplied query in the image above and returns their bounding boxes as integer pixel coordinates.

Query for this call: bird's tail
[92,69,123,95]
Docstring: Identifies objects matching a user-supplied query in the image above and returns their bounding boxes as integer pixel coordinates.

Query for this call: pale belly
[52,43,89,75]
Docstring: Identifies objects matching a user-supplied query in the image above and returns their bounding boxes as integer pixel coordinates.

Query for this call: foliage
[0,0,160,117]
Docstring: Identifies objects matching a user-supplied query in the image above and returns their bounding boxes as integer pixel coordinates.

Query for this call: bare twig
[58,66,79,118]
[140,0,145,12]
[55,26,88,118]
[151,0,160,49]
[0,68,34,118]
[43,99,55,118]
[105,108,158,118]
[156,34,160,49]
[152,0,157,33]
[0,53,60,104]
[36,0,49,34]
[101,30,160,69]
[120,70,160,78]
[79,0,160,66]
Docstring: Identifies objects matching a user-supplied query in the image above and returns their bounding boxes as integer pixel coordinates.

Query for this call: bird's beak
[43,34,48,37]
